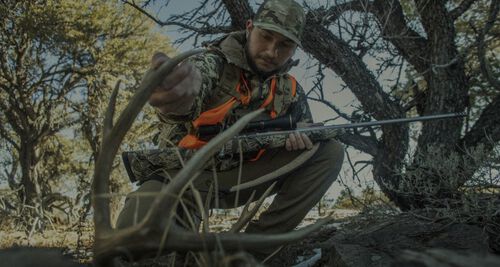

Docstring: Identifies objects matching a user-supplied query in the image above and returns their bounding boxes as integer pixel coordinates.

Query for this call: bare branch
[337,131,378,156]
[307,97,351,121]
[303,13,404,120]
[323,0,373,25]
[461,94,500,151]
[371,0,429,73]
[450,0,479,20]
[124,0,233,36]
[476,0,500,91]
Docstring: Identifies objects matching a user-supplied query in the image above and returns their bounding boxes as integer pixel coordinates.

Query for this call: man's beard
[245,43,278,78]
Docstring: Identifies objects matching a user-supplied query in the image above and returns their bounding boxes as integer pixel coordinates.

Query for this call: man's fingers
[151,51,169,69]
[288,133,297,150]
[150,63,193,100]
[160,63,192,89]
[294,132,306,150]
[149,80,192,107]
[149,65,201,114]
[302,133,313,150]
[285,138,292,151]
[285,132,313,151]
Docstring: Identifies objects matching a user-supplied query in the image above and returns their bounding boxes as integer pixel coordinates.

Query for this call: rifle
[122,112,465,183]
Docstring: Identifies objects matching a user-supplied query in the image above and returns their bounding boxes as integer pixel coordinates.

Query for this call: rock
[0,247,85,267]
[318,212,494,267]
[392,248,500,267]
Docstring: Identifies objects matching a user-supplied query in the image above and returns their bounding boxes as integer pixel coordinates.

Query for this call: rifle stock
[122,127,345,182]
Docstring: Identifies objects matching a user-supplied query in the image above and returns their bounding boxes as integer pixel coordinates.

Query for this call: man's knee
[116,180,164,229]
[314,139,344,177]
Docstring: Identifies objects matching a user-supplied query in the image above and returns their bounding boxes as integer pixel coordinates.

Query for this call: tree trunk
[302,13,410,208]
[221,0,253,30]
[19,140,41,205]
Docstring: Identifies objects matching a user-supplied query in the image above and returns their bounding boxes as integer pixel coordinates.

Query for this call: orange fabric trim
[178,134,208,149]
[236,72,251,105]
[258,77,278,118]
[270,110,277,118]
[248,149,266,162]
[290,76,297,97]
[260,77,277,108]
[179,73,295,151]
[192,98,237,128]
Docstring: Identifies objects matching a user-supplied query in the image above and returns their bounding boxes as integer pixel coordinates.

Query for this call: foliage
[0,0,173,230]
[334,187,392,210]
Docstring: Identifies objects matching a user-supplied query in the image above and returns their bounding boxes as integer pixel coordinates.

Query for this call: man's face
[245,20,297,75]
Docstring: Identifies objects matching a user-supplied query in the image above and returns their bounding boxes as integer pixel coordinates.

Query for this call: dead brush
[384,143,500,252]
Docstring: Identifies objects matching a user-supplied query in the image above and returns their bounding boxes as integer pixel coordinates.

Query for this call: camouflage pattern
[124,31,313,182]
[152,31,312,166]
[253,0,306,46]
[123,127,346,182]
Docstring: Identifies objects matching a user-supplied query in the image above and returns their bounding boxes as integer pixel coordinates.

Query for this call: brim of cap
[253,22,302,47]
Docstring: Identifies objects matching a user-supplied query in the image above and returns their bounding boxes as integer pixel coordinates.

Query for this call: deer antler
[92,49,204,237]
[92,49,331,265]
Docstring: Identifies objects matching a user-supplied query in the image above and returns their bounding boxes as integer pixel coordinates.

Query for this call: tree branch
[476,0,500,91]
[124,0,233,35]
[337,131,378,156]
[461,94,500,151]
[307,97,351,121]
[302,12,403,120]
[322,0,373,25]
[450,0,478,20]
[221,0,252,30]
[372,0,429,73]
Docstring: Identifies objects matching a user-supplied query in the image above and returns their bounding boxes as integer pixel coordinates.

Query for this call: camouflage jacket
[155,31,312,170]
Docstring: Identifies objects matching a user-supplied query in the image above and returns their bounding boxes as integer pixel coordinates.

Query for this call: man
[117,0,344,258]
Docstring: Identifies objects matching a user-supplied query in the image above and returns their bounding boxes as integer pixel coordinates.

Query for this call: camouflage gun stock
[122,112,465,182]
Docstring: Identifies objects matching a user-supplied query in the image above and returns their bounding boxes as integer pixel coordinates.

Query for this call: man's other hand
[148,51,202,115]
[285,132,313,151]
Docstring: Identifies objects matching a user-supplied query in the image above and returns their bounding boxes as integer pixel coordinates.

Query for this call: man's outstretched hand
[148,52,202,115]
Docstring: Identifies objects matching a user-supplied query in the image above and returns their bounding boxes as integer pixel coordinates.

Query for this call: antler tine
[103,80,121,139]
[229,182,277,233]
[169,218,331,250]
[143,109,266,227]
[94,217,331,260]
[92,49,204,236]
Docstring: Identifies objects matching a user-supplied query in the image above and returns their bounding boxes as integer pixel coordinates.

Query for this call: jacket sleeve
[155,51,225,147]
[156,51,225,123]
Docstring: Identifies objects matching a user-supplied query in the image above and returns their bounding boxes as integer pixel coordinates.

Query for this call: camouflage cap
[253,0,306,46]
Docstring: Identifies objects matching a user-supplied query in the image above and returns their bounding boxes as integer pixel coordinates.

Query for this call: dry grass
[0,206,360,263]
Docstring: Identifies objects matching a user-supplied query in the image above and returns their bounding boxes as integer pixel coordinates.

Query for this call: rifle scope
[198,115,296,136]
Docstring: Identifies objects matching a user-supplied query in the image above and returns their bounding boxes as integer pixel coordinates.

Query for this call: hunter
[117,0,344,258]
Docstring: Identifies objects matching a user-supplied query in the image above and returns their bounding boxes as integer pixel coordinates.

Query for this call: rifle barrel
[238,112,466,139]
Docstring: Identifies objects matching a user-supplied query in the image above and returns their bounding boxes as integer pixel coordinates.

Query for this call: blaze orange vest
[178,70,297,151]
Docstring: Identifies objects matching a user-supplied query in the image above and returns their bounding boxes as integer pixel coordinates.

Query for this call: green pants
[116,140,344,242]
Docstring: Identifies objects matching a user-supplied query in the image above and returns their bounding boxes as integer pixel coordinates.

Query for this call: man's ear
[245,19,253,37]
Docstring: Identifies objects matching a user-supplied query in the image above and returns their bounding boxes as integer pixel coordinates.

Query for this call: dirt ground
[0,208,360,265]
